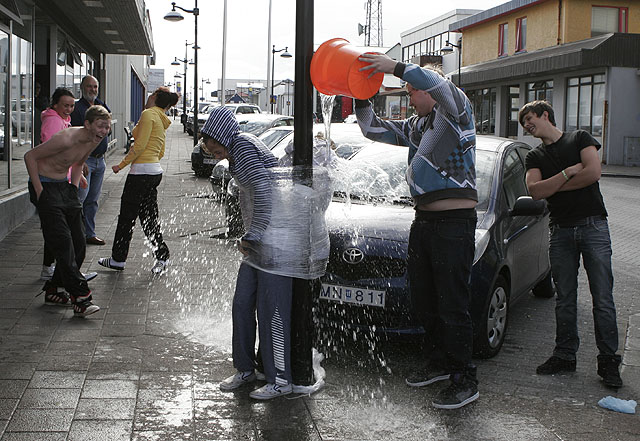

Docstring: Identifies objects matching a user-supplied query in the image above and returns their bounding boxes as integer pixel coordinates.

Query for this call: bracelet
[561,169,570,181]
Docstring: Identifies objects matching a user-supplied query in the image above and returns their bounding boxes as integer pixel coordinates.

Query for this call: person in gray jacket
[356,53,478,409]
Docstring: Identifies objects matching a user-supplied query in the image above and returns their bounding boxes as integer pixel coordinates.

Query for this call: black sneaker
[598,361,623,389]
[71,293,100,317]
[38,282,71,305]
[406,364,450,387]
[432,376,479,410]
[536,356,576,375]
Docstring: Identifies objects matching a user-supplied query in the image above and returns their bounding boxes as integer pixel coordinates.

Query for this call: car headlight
[227,178,239,197]
[473,228,490,265]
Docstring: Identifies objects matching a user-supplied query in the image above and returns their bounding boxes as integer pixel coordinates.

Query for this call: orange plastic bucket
[310,38,384,100]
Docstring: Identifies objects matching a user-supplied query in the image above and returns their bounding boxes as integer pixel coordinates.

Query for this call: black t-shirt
[524,130,607,225]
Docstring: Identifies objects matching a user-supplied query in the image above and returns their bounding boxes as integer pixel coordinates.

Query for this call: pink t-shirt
[40,108,71,143]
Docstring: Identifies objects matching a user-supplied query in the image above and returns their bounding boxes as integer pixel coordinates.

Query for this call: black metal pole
[271,47,275,114]
[458,45,462,89]
[290,0,314,387]
[183,42,188,132]
[192,1,199,146]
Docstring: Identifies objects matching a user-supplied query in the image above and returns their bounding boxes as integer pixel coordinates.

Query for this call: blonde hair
[84,105,111,123]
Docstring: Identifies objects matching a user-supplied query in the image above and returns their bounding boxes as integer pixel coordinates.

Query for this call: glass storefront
[0,0,33,193]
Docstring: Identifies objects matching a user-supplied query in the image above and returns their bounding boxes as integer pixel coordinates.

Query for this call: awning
[37,0,153,56]
[457,33,640,87]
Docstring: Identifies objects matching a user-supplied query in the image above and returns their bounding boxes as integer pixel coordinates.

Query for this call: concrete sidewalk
[0,123,638,440]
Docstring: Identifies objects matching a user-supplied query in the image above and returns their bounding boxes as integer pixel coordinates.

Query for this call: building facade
[0,0,154,240]
[448,0,640,165]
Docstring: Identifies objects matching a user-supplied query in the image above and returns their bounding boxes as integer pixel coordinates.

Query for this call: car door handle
[504,225,528,245]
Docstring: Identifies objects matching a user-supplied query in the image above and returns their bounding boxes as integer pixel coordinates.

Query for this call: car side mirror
[509,196,546,216]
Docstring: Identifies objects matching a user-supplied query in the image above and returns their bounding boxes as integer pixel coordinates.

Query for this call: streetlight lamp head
[440,46,454,54]
[164,9,184,21]
[281,47,292,58]
[171,57,180,65]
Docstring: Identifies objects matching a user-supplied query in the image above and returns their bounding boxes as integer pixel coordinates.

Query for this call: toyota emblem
[342,247,364,265]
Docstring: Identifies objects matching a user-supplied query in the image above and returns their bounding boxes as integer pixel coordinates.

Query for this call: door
[500,147,541,296]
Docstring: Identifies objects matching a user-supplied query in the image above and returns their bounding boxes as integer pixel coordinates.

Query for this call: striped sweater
[201,106,278,244]
[355,63,477,205]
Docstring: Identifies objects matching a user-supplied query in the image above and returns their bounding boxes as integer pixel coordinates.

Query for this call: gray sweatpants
[232,262,293,385]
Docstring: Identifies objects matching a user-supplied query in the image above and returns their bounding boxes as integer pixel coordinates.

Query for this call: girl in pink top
[40,88,75,142]
[39,88,75,282]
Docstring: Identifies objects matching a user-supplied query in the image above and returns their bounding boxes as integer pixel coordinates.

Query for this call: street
[0,123,638,440]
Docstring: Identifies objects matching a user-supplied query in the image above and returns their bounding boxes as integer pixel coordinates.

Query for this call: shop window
[526,80,553,104]
[468,87,496,135]
[592,6,628,36]
[1,3,33,192]
[515,17,526,53]
[565,74,605,136]
[498,23,508,57]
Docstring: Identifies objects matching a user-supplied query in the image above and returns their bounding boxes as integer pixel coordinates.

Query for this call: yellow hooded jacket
[118,106,171,169]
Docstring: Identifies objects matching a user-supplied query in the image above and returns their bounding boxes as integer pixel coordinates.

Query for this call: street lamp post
[171,40,193,133]
[441,39,462,89]
[200,78,210,101]
[165,1,199,145]
[271,46,292,114]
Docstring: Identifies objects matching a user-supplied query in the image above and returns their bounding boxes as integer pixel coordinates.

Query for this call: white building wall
[105,54,150,149]
[606,67,640,165]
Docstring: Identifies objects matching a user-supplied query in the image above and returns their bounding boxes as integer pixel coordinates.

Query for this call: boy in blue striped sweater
[201,106,293,400]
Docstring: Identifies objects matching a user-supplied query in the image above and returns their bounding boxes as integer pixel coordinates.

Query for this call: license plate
[203,158,216,165]
[319,283,385,308]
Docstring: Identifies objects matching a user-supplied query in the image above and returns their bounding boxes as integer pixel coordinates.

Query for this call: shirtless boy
[24,105,111,316]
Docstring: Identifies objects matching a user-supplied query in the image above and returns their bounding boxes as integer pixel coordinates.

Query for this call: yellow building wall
[462,0,560,66]
[563,0,640,43]
[462,0,640,66]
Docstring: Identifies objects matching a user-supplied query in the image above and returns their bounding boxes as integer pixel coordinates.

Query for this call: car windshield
[270,124,372,160]
[258,129,292,150]
[333,145,495,207]
[475,150,496,211]
[238,119,273,135]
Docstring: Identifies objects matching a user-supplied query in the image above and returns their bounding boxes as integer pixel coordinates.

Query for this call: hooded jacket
[40,108,71,143]
[201,106,278,244]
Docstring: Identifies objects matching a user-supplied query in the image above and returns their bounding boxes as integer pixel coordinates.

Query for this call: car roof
[476,135,520,153]
[236,114,293,123]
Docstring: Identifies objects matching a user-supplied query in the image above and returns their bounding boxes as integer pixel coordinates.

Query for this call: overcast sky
[147,0,506,95]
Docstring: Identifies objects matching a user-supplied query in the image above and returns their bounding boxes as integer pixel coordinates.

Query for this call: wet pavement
[0,122,639,440]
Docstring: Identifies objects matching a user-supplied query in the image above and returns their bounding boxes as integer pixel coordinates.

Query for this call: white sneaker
[219,371,256,391]
[249,383,292,400]
[83,272,98,282]
[41,264,55,280]
[256,371,266,381]
[151,259,168,275]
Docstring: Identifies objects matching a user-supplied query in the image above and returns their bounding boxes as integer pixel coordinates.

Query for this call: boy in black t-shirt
[519,100,622,388]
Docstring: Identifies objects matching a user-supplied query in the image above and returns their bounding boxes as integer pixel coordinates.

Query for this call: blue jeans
[233,263,293,385]
[549,217,620,362]
[78,156,105,238]
[408,209,476,378]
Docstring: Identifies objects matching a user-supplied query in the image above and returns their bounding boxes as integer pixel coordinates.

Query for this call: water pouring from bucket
[310,38,384,100]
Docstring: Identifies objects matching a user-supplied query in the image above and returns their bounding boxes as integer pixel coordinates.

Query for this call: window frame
[515,17,527,53]
[498,23,508,57]
[591,6,628,36]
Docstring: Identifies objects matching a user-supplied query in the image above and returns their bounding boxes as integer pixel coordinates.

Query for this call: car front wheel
[473,275,509,358]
